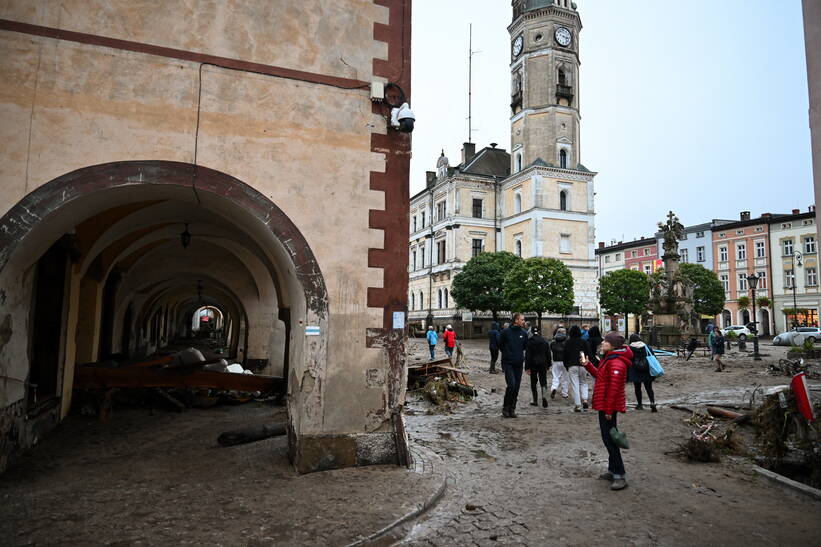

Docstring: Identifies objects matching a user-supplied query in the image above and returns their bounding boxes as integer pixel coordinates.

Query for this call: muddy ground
[401,338,821,546]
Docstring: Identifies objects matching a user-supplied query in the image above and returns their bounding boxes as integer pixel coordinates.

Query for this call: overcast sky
[409,0,813,243]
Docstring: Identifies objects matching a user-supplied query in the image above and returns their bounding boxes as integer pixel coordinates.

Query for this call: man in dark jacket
[488,322,501,374]
[499,313,528,418]
[525,328,551,408]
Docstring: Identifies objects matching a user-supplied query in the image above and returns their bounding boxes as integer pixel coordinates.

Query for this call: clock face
[512,35,523,57]
[555,27,572,47]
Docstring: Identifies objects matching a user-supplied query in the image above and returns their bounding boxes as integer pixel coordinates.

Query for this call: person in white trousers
[549,328,569,399]
[563,325,591,412]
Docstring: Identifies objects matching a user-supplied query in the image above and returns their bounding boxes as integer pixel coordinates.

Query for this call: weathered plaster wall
[0,0,411,473]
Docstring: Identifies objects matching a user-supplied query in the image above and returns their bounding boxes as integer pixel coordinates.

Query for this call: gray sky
[410,0,814,242]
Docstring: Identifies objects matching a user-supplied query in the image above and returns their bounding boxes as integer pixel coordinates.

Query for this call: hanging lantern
[180,223,192,249]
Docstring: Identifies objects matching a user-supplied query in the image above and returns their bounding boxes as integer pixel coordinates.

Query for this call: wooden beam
[75,366,284,392]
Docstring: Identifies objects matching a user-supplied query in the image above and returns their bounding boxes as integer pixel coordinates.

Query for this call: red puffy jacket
[584,347,633,414]
[442,329,456,348]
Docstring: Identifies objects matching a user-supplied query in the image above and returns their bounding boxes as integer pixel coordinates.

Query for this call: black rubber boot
[530,389,538,406]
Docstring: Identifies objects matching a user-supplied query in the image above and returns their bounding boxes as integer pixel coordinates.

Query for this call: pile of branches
[674,411,743,463]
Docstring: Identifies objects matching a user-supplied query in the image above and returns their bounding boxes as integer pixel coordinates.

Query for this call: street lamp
[746,273,761,361]
[790,251,803,329]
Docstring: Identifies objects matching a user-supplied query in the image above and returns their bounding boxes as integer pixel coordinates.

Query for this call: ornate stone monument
[644,211,700,347]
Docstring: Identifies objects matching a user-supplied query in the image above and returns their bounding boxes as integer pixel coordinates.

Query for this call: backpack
[633,348,650,373]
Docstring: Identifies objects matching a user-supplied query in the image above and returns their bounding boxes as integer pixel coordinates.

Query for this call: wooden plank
[121,356,175,368]
[75,366,284,392]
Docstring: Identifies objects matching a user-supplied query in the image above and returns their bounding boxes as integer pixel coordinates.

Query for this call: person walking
[707,326,716,361]
[442,324,456,359]
[426,326,437,360]
[525,328,551,408]
[627,334,657,412]
[712,328,726,372]
[564,325,590,412]
[549,328,569,400]
[583,332,634,491]
[587,325,603,366]
[488,321,501,374]
[499,313,528,418]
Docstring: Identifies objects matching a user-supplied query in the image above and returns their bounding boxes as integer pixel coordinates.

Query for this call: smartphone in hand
[580,351,586,363]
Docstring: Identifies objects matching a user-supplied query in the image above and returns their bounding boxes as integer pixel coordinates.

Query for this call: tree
[503,257,574,326]
[737,296,750,310]
[451,251,521,321]
[678,263,726,317]
[599,269,649,338]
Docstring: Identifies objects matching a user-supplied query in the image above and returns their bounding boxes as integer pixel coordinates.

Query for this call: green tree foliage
[451,251,521,320]
[736,296,750,310]
[756,296,771,308]
[503,257,574,322]
[599,270,649,337]
[678,263,726,317]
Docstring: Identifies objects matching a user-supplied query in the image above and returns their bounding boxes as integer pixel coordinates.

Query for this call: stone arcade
[0,0,411,474]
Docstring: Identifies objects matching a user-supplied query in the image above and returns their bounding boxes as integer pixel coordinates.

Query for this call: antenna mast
[468,23,472,143]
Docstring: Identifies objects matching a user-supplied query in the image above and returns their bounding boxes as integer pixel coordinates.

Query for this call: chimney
[598,242,605,249]
[762,213,772,220]
[810,205,816,213]
[462,142,476,165]
[792,209,800,215]
[740,211,751,221]
[425,171,436,188]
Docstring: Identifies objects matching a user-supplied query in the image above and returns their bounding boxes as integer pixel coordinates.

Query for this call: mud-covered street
[401,338,821,546]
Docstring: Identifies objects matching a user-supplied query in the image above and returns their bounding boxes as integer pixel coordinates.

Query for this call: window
[436,201,446,221]
[515,152,523,173]
[736,229,744,235]
[807,268,818,287]
[719,232,726,238]
[631,250,638,258]
[756,271,767,289]
[444,288,449,308]
[421,211,426,227]
[472,199,483,219]
[615,253,621,261]
[410,292,415,310]
[420,245,425,268]
[604,256,611,264]
[419,291,424,309]
[719,246,728,262]
[785,269,795,289]
[515,238,522,257]
[559,190,567,211]
[805,236,817,254]
[696,246,705,262]
[738,274,747,292]
[803,219,814,226]
[680,248,689,263]
[696,231,705,238]
[784,239,794,256]
[719,274,729,292]
[559,149,568,169]
[412,216,417,232]
[412,248,417,270]
[514,191,522,214]
[631,265,640,271]
[755,227,764,233]
[736,243,746,260]
[782,223,792,229]
[472,238,483,257]
[436,240,446,264]
[644,248,651,256]
[643,264,652,274]
[438,289,442,309]
[560,234,571,254]
[755,240,766,258]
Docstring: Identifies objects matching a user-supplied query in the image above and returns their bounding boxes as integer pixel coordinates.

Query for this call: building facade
[0,0,412,474]
[408,0,598,334]
[655,220,733,272]
[769,209,820,331]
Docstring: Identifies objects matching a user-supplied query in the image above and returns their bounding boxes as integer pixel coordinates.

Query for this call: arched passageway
[0,161,329,470]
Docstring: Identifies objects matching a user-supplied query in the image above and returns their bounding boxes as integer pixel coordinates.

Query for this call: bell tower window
[559,149,567,169]
[559,190,568,211]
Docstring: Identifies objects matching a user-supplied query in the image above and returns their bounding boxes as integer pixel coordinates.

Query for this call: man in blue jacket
[499,313,528,418]
[426,326,437,360]
[488,322,501,374]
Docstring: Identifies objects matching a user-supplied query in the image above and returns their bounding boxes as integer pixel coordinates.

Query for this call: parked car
[722,325,752,341]
[772,327,821,346]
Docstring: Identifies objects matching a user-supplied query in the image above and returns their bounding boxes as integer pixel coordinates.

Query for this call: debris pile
[675,409,744,463]
[408,358,476,413]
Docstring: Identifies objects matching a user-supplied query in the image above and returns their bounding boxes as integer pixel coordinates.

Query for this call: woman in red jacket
[442,325,457,358]
[583,331,633,491]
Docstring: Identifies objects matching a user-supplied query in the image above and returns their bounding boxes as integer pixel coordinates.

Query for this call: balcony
[556,84,574,102]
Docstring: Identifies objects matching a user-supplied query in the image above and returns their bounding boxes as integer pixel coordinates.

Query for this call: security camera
[390,102,415,133]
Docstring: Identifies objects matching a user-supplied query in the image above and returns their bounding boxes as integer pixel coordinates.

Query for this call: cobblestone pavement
[399,338,821,547]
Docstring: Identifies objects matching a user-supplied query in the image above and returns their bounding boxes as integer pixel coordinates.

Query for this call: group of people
[426,324,457,360]
[488,313,667,491]
[705,324,726,372]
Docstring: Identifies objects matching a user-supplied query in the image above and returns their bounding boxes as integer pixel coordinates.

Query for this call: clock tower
[501,0,598,322]
[509,0,582,172]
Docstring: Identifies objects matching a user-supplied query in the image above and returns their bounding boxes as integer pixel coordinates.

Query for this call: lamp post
[746,273,761,361]
[790,251,803,329]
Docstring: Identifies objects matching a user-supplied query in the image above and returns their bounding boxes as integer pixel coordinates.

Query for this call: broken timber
[75,366,283,393]
[408,358,476,397]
